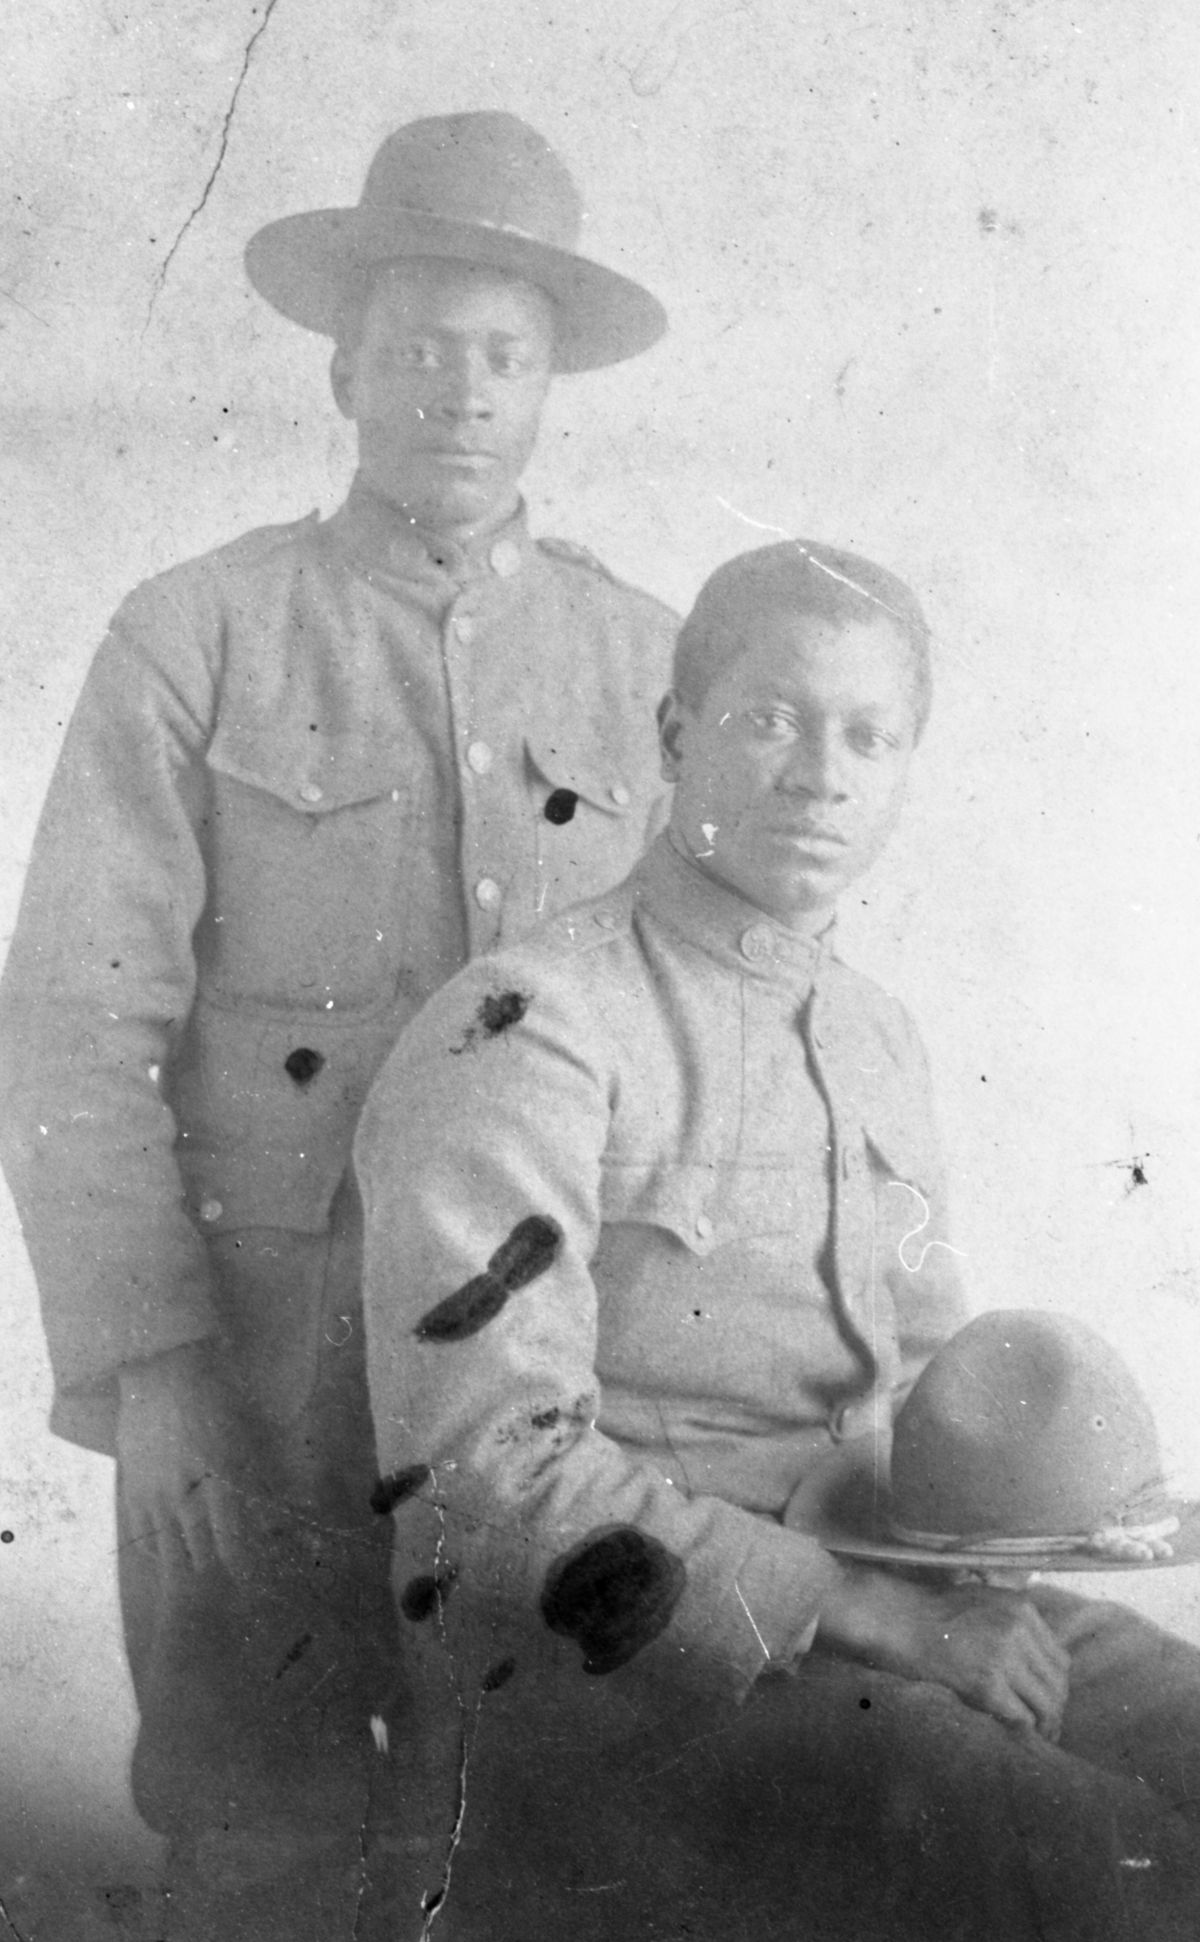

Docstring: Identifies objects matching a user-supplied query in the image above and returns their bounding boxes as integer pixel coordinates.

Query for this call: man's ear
[330,345,357,421]
[657,691,689,783]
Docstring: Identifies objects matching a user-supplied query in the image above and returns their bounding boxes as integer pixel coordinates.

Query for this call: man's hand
[116,1340,280,1580]
[816,1562,1070,1741]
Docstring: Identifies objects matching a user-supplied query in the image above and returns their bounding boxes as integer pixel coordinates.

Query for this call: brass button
[489,539,522,579]
[466,740,494,776]
[298,782,324,805]
[453,614,477,645]
[199,1198,223,1223]
[609,782,631,808]
[474,878,502,910]
[695,1213,714,1242]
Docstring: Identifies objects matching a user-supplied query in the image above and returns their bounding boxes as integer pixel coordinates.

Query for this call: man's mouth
[771,822,849,847]
[426,447,498,468]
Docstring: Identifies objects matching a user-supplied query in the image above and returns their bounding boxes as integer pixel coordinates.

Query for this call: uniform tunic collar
[634,832,835,991]
[324,474,533,589]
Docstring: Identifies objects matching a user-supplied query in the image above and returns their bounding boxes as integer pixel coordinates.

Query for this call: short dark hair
[672,539,933,740]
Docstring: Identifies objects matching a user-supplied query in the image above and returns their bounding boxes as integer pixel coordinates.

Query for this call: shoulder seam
[536,536,680,621]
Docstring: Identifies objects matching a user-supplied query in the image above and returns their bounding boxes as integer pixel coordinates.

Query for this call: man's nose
[432,349,494,421]
[779,734,851,800]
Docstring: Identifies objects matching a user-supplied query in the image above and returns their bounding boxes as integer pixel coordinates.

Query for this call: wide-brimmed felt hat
[785,1310,1200,1572]
[244,112,667,373]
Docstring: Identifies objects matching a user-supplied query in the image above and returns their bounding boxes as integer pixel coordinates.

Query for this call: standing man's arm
[0,576,275,1570]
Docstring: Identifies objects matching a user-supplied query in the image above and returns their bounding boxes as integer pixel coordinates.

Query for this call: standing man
[0,113,676,1938]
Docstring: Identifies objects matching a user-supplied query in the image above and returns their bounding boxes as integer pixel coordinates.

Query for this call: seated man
[355,541,1200,1940]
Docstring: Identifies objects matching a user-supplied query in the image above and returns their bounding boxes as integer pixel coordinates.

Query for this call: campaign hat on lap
[788,1310,1200,1572]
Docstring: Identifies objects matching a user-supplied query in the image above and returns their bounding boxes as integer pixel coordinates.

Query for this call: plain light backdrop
[2,0,1199,1899]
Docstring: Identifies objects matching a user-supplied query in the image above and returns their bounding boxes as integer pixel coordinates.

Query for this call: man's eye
[396,343,440,369]
[847,726,898,756]
[748,710,797,738]
[491,351,533,376]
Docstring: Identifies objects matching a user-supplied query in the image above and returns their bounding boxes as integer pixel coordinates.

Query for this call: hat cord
[886,1512,1179,1563]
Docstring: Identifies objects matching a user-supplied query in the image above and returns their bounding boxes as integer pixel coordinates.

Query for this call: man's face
[661,608,919,930]
[332,257,556,534]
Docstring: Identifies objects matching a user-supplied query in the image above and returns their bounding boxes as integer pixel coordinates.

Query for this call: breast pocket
[526,733,655,916]
[202,720,426,1011]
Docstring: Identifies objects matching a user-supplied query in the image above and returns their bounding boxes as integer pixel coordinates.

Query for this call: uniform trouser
[389,1584,1200,1942]
[114,1191,407,1941]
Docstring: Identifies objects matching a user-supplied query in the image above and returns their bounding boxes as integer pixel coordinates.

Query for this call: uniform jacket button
[452,614,476,644]
[740,923,773,962]
[609,781,631,807]
[474,878,502,910]
[298,782,324,804]
[199,1198,223,1223]
[695,1213,714,1242]
[466,740,494,775]
[489,539,522,579]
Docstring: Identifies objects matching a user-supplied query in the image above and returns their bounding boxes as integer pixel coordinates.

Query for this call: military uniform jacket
[0,480,677,1451]
[355,833,969,1720]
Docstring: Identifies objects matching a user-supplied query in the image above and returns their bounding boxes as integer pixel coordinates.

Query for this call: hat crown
[358,112,582,254]
[891,1311,1168,1540]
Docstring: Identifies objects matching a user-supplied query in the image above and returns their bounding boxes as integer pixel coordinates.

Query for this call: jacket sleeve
[356,954,842,1706]
[0,576,221,1449]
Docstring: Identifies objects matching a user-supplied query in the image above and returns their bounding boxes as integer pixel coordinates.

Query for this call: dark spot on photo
[400,1569,457,1623]
[415,1269,508,1342]
[284,1046,325,1085]
[530,1406,560,1431]
[481,1656,517,1693]
[541,1525,687,1675]
[370,1464,432,1514]
[450,987,532,1053]
[480,989,530,1035]
[102,1887,142,1920]
[859,1696,871,1710]
[0,1530,12,1544]
[415,1216,563,1341]
[490,1214,564,1293]
[544,787,578,825]
[274,1631,314,1678]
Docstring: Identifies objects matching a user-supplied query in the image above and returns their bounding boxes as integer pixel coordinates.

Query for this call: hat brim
[244,207,667,373]
[785,1442,1200,1573]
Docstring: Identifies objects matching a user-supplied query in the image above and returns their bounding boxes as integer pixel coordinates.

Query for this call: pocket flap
[525,733,634,816]
[599,1161,718,1255]
[862,1111,941,1197]
[207,719,410,815]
